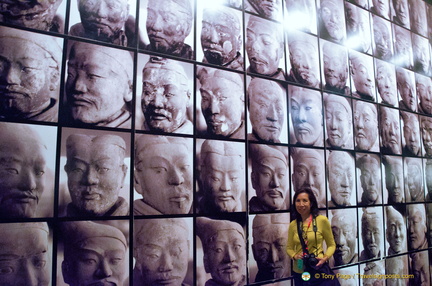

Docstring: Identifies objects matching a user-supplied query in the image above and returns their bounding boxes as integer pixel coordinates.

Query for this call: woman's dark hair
[292,188,320,221]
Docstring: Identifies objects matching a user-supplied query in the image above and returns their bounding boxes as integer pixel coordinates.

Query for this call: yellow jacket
[286,215,336,273]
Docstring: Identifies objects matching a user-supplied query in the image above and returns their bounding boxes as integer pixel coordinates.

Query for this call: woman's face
[295,192,311,217]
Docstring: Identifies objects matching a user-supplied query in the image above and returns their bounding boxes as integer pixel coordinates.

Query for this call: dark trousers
[293,272,309,286]
[292,268,341,286]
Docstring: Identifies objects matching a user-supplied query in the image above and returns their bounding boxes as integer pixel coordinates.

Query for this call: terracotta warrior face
[200,72,244,137]
[386,208,406,253]
[290,89,323,146]
[362,214,381,259]
[66,43,132,125]
[65,135,127,216]
[351,57,375,98]
[134,219,189,286]
[142,60,190,133]
[250,0,282,19]
[332,213,357,265]
[252,218,290,279]
[201,8,241,66]
[359,157,381,204]
[253,155,289,210]
[0,35,58,119]
[0,224,50,286]
[354,101,378,151]
[328,152,354,206]
[79,0,129,40]
[292,151,325,205]
[246,17,283,76]
[380,107,401,154]
[0,0,62,30]
[320,0,345,42]
[0,124,47,218]
[393,0,409,27]
[248,79,284,142]
[204,229,246,285]
[384,158,404,204]
[135,138,193,215]
[146,0,192,54]
[376,63,397,106]
[325,100,352,148]
[63,236,127,286]
[201,151,244,212]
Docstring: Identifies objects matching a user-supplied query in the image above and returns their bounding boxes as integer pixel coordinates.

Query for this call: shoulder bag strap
[297,219,309,255]
[313,217,318,256]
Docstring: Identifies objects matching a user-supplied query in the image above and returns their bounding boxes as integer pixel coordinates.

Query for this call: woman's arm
[322,215,336,258]
[316,216,336,266]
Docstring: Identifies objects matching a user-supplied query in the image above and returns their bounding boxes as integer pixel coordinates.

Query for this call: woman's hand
[315,256,328,267]
[294,254,303,260]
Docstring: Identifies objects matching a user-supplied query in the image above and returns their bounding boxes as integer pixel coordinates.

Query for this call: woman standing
[286,188,338,285]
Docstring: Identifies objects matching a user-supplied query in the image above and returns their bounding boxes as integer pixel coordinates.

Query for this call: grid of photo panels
[1,0,432,285]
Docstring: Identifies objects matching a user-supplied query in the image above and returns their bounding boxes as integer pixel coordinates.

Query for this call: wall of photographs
[1,0,432,285]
